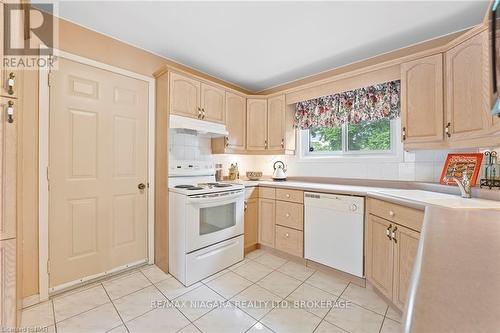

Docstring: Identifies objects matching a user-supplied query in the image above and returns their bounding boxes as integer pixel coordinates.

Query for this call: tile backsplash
[169,129,213,162]
[170,129,498,183]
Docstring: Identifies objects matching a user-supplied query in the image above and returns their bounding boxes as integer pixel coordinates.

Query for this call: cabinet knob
[285,213,290,218]
[402,127,406,141]
[285,233,290,238]
[281,138,284,148]
[389,210,395,217]
[285,193,290,198]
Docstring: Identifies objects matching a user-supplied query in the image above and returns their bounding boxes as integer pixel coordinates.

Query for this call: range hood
[169,115,228,137]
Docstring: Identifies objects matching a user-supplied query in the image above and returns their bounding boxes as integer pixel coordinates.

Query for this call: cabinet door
[226,92,246,151]
[267,95,285,150]
[366,214,394,300]
[244,198,258,250]
[247,99,267,150]
[201,83,225,124]
[258,198,275,248]
[0,3,19,99]
[0,239,16,329]
[0,98,16,240]
[445,31,492,141]
[169,72,200,119]
[392,225,420,310]
[401,54,443,144]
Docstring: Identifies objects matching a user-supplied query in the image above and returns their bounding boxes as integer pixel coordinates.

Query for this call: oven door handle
[187,191,243,204]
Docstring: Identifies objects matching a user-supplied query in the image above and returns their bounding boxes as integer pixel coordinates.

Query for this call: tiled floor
[21,249,403,333]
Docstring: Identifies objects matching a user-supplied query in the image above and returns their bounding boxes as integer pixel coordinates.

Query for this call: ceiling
[44,1,489,92]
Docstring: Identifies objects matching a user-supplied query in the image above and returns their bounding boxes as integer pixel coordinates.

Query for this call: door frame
[38,50,156,300]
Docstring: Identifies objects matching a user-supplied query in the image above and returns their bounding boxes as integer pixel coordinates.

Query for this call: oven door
[185,190,244,252]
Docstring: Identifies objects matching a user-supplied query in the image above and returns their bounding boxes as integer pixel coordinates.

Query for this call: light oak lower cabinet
[0,237,16,330]
[366,198,423,311]
[366,214,394,300]
[258,198,275,248]
[244,198,258,253]
[392,225,420,309]
[275,225,303,257]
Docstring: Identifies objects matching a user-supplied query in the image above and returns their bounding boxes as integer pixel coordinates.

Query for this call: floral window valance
[294,80,401,129]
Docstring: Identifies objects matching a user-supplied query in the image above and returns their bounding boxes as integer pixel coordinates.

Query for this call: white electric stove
[168,161,245,286]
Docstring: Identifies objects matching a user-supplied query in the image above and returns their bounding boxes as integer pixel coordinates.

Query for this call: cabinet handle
[389,210,395,217]
[281,138,284,148]
[7,73,15,95]
[445,122,451,138]
[224,136,229,148]
[386,224,392,241]
[202,108,206,119]
[6,101,14,123]
[392,226,398,243]
[197,107,201,119]
[264,140,268,149]
[402,127,406,141]
[244,201,248,212]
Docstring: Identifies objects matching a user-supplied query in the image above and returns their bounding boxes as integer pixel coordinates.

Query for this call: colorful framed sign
[439,153,483,186]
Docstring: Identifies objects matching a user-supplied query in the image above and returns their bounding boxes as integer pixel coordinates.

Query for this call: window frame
[298,119,402,163]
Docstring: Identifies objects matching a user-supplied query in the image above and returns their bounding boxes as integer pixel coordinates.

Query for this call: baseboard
[244,244,258,255]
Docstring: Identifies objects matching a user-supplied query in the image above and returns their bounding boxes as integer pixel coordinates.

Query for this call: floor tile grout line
[50,299,57,333]
[378,305,391,333]
[101,281,130,333]
[149,279,197,326]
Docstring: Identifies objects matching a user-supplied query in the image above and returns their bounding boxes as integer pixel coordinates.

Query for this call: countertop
[230,179,500,209]
[404,207,500,332]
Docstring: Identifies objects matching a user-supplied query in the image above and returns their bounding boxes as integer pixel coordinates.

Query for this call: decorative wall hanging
[439,153,483,186]
[294,80,401,129]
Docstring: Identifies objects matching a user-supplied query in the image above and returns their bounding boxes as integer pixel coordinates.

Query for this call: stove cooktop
[171,182,244,195]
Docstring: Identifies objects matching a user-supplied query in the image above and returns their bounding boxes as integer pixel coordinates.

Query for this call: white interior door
[48,57,149,288]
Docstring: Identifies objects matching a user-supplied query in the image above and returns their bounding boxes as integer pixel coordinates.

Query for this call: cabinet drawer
[245,187,259,200]
[275,225,303,257]
[275,201,303,230]
[368,198,424,232]
[276,188,303,203]
[259,187,275,199]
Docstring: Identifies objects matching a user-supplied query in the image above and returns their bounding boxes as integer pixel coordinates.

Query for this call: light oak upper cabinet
[0,3,19,99]
[201,83,225,124]
[445,30,492,141]
[211,92,246,154]
[267,95,285,150]
[401,54,444,144]
[0,97,17,241]
[169,72,201,119]
[225,92,246,151]
[247,98,268,150]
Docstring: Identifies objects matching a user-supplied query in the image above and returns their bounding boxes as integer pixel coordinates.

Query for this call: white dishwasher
[304,192,364,277]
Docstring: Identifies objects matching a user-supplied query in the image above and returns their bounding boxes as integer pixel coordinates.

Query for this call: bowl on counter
[246,171,263,180]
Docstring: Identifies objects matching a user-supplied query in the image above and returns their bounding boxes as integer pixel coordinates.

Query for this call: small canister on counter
[215,163,223,181]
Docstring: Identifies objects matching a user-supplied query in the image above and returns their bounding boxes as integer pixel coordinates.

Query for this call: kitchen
[1,1,500,333]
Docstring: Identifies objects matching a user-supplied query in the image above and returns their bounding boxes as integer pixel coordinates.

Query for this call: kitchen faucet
[444,173,472,198]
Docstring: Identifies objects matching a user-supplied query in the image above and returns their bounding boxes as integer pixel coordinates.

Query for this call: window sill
[297,152,403,164]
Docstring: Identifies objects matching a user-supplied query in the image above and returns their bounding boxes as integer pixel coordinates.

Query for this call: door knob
[138,183,146,190]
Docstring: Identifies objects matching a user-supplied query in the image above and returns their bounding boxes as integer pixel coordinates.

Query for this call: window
[306,119,394,155]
